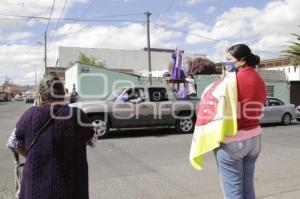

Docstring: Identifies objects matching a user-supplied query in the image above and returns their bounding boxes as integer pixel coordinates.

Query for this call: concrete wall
[194,75,290,103]
[194,75,220,98]
[265,81,290,103]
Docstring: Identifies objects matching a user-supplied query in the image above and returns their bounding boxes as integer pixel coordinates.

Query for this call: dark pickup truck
[70,86,199,138]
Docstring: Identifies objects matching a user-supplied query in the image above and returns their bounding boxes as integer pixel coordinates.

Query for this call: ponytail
[228,44,260,68]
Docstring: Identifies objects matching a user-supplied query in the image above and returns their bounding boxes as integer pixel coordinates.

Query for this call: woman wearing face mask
[215,44,267,199]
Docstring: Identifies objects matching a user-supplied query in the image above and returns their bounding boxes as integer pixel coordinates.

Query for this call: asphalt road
[0,101,300,199]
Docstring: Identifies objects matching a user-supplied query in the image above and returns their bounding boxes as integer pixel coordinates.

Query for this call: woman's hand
[16,146,27,157]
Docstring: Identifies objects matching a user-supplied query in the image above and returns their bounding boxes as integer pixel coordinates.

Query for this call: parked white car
[261,97,297,125]
[14,94,24,101]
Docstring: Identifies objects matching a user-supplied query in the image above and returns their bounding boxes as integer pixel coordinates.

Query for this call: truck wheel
[175,115,195,134]
[91,116,110,138]
[282,113,291,125]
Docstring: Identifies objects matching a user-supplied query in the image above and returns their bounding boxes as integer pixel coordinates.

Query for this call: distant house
[259,57,300,81]
[259,57,300,106]
[65,63,142,101]
[258,70,290,103]
[0,85,20,101]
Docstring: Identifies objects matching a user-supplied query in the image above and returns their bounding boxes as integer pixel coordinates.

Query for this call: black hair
[227,44,260,67]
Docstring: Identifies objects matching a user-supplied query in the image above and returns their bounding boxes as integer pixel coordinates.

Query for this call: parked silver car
[296,105,300,122]
[261,97,296,125]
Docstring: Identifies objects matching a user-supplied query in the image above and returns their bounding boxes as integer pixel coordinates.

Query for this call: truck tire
[91,116,110,138]
[282,113,291,125]
[175,115,195,134]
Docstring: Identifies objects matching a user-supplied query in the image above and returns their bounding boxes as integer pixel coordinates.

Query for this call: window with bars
[266,85,274,97]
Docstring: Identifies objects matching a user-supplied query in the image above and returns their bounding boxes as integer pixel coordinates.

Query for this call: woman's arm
[7,128,27,157]
[8,107,35,158]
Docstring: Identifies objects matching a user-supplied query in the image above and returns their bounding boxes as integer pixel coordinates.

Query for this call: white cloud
[252,0,300,35]
[207,41,231,62]
[0,22,182,85]
[0,44,44,85]
[46,22,182,67]
[155,12,198,28]
[3,32,34,43]
[186,0,206,6]
[186,0,300,56]
[50,22,181,53]
[24,70,44,78]
[252,34,292,53]
[0,0,88,28]
[186,7,260,44]
[206,6,216,14]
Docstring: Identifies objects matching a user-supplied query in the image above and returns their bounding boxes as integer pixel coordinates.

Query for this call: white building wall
[65,63,79,92]
[58,47,205,74]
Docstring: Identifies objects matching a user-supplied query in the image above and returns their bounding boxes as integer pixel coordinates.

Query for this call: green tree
[282,33,300,65]
[76,53,105,67]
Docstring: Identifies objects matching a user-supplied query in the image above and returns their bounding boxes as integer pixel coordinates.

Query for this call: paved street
[0,101,300,199]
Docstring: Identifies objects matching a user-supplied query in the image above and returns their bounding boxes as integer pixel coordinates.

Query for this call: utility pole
[44,31,47,77]
[145,11,152,86]
[35,67,37,89]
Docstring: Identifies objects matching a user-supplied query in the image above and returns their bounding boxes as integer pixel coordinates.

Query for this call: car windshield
[104,88,126,101]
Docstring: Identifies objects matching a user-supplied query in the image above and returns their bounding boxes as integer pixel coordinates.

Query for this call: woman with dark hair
[215,44,267,199]
[7,76,95,199]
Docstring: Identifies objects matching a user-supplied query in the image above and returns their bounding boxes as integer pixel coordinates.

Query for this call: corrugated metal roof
[258,70,287,81]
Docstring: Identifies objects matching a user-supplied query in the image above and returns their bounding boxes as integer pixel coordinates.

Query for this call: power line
[48,0,69,43]
[154,24,282,56]
[90,12,145,19]
[78,0,98,19]
[45,0,56,33]
[62,0,100,38]
[165,0,177,13]
[155,23,226,43]
[53,0,68,33]
[0,14,144,23]
[66,0,110,37]
[0,13,281,56]
[94,0,110,16]
[153,0,177,22]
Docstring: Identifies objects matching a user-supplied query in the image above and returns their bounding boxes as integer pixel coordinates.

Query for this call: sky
[0,0,300,85]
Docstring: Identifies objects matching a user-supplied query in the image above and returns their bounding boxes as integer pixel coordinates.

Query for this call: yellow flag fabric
[189,72,238,170]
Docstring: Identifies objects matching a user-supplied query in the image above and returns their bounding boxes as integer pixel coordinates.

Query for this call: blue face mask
[224,61,238,72]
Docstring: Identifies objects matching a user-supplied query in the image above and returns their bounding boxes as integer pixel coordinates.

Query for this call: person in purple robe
[171,47,186,80]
